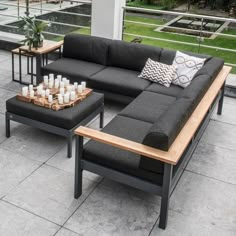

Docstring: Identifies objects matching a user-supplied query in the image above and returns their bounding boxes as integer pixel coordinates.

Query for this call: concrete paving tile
[187,142,236,184]
[4,165,99,225]
[223,96,236,105]
[46,143,103,183]
[55,228,80,236]
[0,200,59,236]
[0,88,16,114]
[170,171,236,232]
[151,210,236,236]
[0,113,25,144]
[0,148,41,198]
[212,102,236,126]
[201,120,236,151]
[0,126,65,162]
[65,181,160,236]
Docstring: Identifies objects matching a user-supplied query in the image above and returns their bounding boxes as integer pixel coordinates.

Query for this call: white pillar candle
[81,81,86,91]
[65,79,70,87]
[74,82,78,89]
[54,80,59,89]
[70,91,76,101]
[67,85,72,93]
[29,84,33,91]
[22,87,28,96]
[48,95,53,103]
[60,87,65,96]
[58,96,63,105]
[41,90,46,98]
[48,82,53,89]
[30,90,34,98]
[43,76,49,86]
[77,85,83,94]
[49,74,54,79]
[37,86,42,95]
[71,85,75,91]
[60,82,64,88]
[45,89,50,97]
[57,75,62,82]
[62,77,67,83]
[64,93,70,103]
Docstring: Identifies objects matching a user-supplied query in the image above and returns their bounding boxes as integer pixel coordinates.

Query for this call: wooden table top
[19,40,63,55]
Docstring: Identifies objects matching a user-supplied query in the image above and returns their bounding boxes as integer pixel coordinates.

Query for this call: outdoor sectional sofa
[41,34,231,229]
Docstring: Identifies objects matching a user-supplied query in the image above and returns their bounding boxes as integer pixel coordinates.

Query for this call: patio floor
[0,49,236,236]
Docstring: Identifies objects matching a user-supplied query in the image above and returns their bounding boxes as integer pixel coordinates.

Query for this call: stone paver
[0,49,236,235]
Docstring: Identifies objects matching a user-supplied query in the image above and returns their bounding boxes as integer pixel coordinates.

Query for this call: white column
[91,0,126,40]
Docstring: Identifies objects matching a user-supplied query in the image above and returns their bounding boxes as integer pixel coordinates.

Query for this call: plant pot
[33,40,43,49]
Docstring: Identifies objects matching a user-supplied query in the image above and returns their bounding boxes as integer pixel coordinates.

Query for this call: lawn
[126,1,166,10]
[124,15,236,73]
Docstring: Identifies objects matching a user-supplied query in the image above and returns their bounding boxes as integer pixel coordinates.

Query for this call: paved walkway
[0,49,235,236]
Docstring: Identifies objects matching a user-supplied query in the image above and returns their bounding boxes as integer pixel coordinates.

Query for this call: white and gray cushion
[172,51,206,88]
[139,58,177,87]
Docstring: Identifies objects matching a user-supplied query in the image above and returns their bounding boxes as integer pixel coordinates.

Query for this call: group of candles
[21,73,87,105]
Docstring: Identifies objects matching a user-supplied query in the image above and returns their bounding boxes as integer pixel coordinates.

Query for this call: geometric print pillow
[139,58,177,88]
[172,51,206,88]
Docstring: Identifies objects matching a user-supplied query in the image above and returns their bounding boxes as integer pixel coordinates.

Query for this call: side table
[19,40,63,85]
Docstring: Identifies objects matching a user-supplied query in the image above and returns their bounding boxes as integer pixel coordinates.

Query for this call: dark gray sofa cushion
[41,58,105,83]
[63,34,110,65]
[6,93,104,130]
[88,67,151,97]
[120,91,176,123]
[145,83,183,98]
[108,40,162,71]
[142,98,194,151]
[83,115,163,184]
[139,98,194,174]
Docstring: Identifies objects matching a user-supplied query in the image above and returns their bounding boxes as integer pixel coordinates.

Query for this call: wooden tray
[17,88,93,111]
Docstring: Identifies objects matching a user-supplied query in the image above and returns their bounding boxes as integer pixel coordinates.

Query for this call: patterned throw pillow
[139,58,177,88]
[172,51,206,88]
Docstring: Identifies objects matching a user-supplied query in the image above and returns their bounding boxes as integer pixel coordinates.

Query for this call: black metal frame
[74,83,225,230]
[5,104,104,158]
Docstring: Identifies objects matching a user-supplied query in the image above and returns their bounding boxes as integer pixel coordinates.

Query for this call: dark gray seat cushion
[120,91,176,123]
[63,34,110,65]
[6,92,104,130]
[83,115,163,184]
[41,58,105,83]
[145,83,183,98]
[88,67,151,97]
[108,40,162,71]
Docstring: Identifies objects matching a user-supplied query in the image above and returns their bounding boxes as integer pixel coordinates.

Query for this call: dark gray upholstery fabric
[41,58,106,83]
[139,98,194,174]
[108,40,162,71]
[88,67,151,97]
[63,34,110,65]
[83,115,163,184]
[145,83,183,98]
[120,91,176,123]
[142,98,193,151]
[6,93,104,130]
[193,57,224,79]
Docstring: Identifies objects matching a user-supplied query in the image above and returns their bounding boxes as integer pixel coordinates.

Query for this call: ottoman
[5,92,104,157]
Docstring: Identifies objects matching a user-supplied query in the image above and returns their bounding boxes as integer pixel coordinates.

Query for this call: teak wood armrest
[74,66,231,166]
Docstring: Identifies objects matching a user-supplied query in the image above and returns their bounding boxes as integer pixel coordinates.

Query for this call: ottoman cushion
[6,92,104,130]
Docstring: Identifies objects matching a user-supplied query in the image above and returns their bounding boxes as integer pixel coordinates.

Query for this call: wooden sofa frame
[74,66,231,230]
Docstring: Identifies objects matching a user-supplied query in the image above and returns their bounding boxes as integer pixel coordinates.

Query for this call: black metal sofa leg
[5,113,10,138]
[159,163,173,229]
[74,135,83,199]
[67,135,73,158]
[217,82,225,115]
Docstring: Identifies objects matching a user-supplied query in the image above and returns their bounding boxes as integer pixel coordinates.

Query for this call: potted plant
[20,15,51,50]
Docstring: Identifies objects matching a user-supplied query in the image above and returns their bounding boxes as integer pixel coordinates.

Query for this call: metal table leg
[36,54,43,85]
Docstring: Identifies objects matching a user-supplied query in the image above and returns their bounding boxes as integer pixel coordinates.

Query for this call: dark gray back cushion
[108,40,162,71]
[63,34,111,65]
